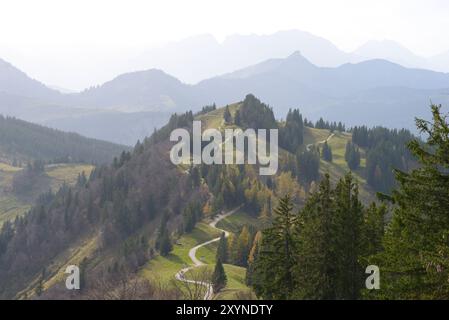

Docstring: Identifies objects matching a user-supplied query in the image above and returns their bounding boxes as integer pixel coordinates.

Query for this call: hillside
[0,162,94,227]
[0,95,413,300]
[196,99,377,202]
[0,114,202,298]
[0,58,62,101]
[72,69,195,112]
[0,115,129,164]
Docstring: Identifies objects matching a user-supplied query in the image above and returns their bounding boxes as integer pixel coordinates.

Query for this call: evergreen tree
[252,195,297,299]
[296,173,366,299]
[333,173,364,299]
[279,109,304,153]
[246,231,262,286]
[212,258,227,293]
[234,109,241,126]
[345,142,361,170]
[322,141,333,162]
[371,105,449,299]
[297,147,320,187]
[182,201,202,233]
[296,174,336,299]
[362,203,386,258]
[236,94,277,130]
[156,215,172,256]
[216,232,228,263]
[158,231,172,257]
[223,105,232,123]
[227,234,237,264]
[259,201,272,229]
[190,166,201,188]
[235,226,251,267]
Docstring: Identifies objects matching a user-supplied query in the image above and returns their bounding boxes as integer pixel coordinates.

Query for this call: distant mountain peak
[282,50,316,69]
[353,39,425,68]
[0,57,60,100]
[287,50,304,58]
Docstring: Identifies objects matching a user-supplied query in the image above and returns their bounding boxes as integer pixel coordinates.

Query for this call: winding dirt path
[174,207,240,300]
[306,132,335,151]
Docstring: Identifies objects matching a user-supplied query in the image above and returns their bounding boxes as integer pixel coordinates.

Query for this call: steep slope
[71,69,196,112]
[0,117,126,230]
[0,95,412,300]
[0,110,205,299]
[0,162,94,227]
[0,58,180,145]
[0,58,61,101]
[0,115,129,165]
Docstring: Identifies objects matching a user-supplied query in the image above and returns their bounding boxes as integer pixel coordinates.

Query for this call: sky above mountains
[1,0,449,90]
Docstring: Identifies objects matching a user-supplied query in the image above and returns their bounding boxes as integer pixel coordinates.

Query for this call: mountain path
[306,132,335,151]
[174,206,240,300]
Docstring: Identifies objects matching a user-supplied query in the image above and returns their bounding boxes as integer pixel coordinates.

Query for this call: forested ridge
[0,115,128,165]
[1,95,444,300]
[247,104,449,300]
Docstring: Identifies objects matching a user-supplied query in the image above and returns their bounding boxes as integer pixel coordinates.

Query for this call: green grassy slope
[139,102,377,300]
[139,217,254,299]
[197,103,375,203]
[304,127,375,203]
[0,162,94,226]
[140,222,221,285]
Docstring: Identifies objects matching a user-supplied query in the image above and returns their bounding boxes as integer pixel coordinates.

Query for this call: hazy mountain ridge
[131,30,356,84]
[132,31,449,83]
[0,115,128,165]
[195,53,449,129]
[0,58,62,101]
[2,45,449,144]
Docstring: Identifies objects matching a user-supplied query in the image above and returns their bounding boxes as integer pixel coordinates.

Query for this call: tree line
[246,105,449,299]
[0,115,128,165]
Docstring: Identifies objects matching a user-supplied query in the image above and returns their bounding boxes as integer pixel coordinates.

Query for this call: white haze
[1,0,449,90]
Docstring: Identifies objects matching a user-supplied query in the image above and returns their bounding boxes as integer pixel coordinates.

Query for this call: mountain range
[131,31,449,83]
[2,48,449,145]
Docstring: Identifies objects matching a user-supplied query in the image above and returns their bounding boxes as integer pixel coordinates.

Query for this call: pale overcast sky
[1,0,449,89]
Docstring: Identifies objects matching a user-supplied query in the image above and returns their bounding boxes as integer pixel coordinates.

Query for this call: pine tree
[296,174,336,299]
[297,147,320,187]
[333,173,364,299]
[227,233,237,264]
[235,226,251,267]
[252,195,297,299]
[246,231,262,286]
[371,105,449,299]
[345,141,360,170]
[190,166,201,188]
[156,215,172,256]
[295,173,367,299]
[259,202,271,229]
[212,258,227,293]
[216,232,228,263]
[279,109,304,153]
[322,141,333,162]
[362,203,386,258]
[234,109,241,126]
[158,231,172,257]
[223,105,232,123]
